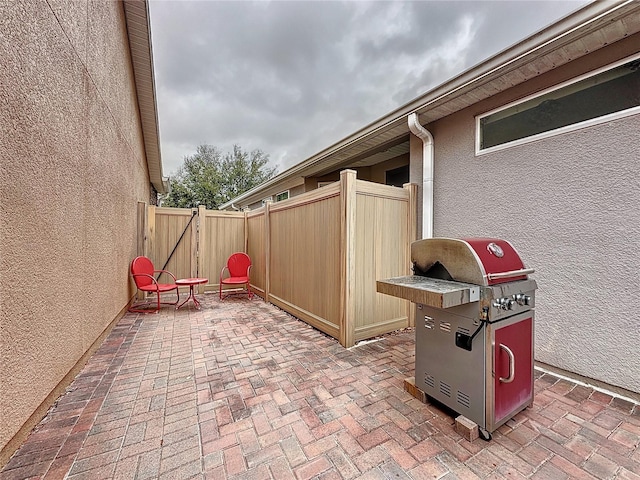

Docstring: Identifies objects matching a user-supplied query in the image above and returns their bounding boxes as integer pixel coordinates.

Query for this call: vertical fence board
[137,201,146,257]
[264,200,272,302]
[147,205,156,272]
[340,170,357,347]
[136,202,147,300]
[405,182,418,327]
[247,208,266,297]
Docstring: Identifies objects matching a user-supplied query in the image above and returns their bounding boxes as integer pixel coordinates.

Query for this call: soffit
[222,0,640,209]
[123,0,167,194]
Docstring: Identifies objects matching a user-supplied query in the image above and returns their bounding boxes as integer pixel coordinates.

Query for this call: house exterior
[222,1,640,398]
[0,0,166,464]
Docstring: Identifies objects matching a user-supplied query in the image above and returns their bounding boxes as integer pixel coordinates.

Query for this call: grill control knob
[513,294,531,306]
[493,297,515,310]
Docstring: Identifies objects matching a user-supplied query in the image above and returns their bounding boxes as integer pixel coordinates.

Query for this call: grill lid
[412,237,531,286]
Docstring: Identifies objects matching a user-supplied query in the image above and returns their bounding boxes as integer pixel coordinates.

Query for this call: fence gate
[146,206,198,282]
[145,206,247,295]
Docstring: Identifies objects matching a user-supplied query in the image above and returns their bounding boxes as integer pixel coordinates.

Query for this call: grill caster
[479,427,492,441]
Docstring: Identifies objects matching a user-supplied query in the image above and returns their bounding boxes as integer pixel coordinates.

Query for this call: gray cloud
[149,0,589,176]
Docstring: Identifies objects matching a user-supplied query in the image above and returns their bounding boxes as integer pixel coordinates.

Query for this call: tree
[161,144,277,209]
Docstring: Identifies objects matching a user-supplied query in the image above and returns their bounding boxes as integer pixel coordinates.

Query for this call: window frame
[475,53,640,156]
[275,190,290,202]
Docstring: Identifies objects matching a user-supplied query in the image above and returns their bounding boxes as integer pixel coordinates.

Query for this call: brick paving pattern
[1,294,639,479]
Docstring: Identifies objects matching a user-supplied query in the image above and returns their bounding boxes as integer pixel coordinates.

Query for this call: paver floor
[1,294,639,479]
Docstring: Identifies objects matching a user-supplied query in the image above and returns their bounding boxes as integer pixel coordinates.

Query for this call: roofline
[220,0,635,210]
[123,0,168,194]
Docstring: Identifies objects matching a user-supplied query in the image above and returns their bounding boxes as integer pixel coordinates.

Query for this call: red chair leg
[129,287,180,313]
[219,281,253,300]
[166,287,179,307]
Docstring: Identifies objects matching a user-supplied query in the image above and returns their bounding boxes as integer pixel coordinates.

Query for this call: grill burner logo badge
[487,242,504,258]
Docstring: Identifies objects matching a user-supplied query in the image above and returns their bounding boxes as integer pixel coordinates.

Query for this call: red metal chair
[129,256,180,313]
[219,252,253,300]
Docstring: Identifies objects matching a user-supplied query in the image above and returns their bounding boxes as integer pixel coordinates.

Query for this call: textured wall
[430,77,640,393]
[0,0,151,456]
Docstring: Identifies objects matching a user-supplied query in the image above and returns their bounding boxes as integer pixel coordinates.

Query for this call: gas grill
[377,237,537,439]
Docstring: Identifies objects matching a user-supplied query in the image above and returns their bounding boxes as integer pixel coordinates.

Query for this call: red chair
[219,252,253,300]
[129,256,180,313]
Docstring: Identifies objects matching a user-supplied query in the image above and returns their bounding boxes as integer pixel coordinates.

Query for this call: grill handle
[487,268,535,280]
[499,344,515,383]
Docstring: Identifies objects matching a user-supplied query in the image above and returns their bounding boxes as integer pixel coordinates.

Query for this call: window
[275,190,289,202]
[317,181,334,188]
[477,56,640,154]
[385,165,409,187]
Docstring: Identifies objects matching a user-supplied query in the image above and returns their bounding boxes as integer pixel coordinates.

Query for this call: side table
[175,278,208,309]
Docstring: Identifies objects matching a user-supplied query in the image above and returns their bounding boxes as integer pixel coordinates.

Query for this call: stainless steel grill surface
[377,237,537,440]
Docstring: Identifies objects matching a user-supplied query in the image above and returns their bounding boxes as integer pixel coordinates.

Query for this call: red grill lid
[411,237,531,286]
[461,238,527,285]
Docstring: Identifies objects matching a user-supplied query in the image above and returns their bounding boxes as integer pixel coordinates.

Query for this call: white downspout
[408,112,434,239]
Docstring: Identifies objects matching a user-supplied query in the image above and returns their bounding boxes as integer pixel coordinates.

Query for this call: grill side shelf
[376,276,480,309]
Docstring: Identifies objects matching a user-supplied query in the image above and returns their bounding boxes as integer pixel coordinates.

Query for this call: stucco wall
[429,56,640,393]
[0,0,152,458]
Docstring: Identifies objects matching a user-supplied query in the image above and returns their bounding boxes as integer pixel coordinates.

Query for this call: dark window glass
[275,191,289,202]
[385,165,409,187]
[480,59,640,150]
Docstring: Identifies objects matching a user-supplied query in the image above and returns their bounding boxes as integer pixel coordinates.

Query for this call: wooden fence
[266,181,343,340]
[198,208,247,292]
[145,170,416,347]
[146,206,198,281]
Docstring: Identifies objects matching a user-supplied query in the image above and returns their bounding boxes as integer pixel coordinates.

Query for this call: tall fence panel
[147,206,197,281]
[268,184,342,339]
[198,207,246,293]
[247,208,267,297]
[352,179,414,343]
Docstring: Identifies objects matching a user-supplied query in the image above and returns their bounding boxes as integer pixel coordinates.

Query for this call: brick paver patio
[1,294,639,479]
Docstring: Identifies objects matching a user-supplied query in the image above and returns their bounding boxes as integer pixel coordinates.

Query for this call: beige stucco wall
[427,39,640,394]
[0,0,152,460]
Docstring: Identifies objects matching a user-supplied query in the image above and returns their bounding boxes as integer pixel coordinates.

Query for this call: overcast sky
[148,0,589,177]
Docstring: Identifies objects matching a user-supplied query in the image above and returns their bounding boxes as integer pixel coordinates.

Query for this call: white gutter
[408,113,434,239]
[219,1,637,211]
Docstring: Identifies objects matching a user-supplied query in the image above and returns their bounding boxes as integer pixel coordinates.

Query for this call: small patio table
[175,278,208,309]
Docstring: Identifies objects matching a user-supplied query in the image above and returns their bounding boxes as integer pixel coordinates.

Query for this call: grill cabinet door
[493,315,533,427]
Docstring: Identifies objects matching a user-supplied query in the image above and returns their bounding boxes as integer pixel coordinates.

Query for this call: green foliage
[161,144,277,209]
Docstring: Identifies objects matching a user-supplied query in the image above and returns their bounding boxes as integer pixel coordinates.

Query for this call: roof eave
[221,0,640,209]
[123,0,167,194]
